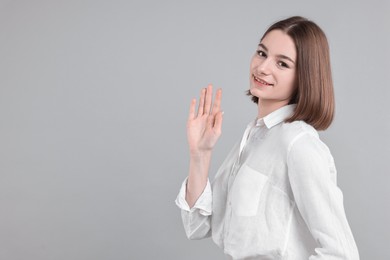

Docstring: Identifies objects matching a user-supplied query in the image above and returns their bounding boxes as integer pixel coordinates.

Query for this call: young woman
[175,16,359,259]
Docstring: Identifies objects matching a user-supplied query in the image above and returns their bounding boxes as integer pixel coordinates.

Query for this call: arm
[186,84,223,208]
[175,84,223,240]
[287,133,359,260]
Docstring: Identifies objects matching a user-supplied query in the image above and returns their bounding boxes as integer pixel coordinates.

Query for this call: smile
[253,75,273,86]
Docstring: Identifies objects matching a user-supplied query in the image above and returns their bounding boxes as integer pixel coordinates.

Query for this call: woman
[175,16,359,259]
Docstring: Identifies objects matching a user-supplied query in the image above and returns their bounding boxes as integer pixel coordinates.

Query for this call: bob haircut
[247,16,335,130]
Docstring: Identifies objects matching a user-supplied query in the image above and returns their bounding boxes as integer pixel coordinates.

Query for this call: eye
[256,50,267,58]
[277,61,289,68]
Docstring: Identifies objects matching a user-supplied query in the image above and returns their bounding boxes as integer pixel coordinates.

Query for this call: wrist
[189,149,212,158]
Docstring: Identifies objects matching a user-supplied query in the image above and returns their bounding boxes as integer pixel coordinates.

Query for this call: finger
[211,88,222,115]
[197,88,206,116]
[188,98,196,120]
[204,84,213,115]
[213,111,224,135]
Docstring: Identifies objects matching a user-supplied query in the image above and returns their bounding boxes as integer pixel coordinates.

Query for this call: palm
[187,85,223,153]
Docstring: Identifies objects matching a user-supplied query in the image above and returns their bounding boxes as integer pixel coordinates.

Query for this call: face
[249,29,297,107]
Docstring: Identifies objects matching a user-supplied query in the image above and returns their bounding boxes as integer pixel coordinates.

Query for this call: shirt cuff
[175,177,212,216]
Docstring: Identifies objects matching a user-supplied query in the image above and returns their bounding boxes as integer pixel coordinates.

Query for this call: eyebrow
[258,43,296,64]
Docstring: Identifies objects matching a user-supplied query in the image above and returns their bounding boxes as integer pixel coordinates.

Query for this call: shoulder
[278,120,332,158]
[278,120,318,147]
[279,121,334,167]
[283,122,338,183]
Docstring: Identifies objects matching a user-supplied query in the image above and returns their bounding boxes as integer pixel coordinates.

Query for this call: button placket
[224,121,257,243]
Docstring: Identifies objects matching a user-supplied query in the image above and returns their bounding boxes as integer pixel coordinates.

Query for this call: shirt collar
[255,104,296,129]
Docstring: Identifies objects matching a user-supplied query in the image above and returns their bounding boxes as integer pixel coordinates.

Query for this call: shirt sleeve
[287,133,360,260]
[174,177,212,240]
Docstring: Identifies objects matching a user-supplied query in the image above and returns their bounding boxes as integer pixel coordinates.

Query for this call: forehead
[261,30,297,60]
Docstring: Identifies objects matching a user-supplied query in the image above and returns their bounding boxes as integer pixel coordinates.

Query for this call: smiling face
[249,29,297,108]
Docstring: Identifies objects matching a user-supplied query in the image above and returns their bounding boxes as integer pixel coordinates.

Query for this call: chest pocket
[231,164,268,217]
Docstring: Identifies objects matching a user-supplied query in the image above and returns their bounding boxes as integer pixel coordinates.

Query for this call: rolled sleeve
[175,177,213,240]
[175,177,212,215]
[287,133,359,260]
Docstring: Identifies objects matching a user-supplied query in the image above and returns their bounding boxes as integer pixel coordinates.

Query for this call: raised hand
[187,84,223,154]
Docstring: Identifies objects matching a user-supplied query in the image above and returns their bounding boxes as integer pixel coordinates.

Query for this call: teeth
[254,76,271,85]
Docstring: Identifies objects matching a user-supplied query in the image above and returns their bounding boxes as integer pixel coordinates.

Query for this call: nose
[256,58,272,75]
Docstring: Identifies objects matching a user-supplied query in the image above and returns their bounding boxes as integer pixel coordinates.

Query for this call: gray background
[0,0,389,259]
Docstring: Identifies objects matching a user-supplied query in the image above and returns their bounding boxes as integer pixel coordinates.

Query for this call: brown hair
[247,16,335,130]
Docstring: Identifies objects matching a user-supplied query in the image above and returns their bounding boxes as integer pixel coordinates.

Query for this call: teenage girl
[176,16,359,260]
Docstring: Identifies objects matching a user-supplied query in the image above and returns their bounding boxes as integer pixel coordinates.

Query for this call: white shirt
[175,104,360,260]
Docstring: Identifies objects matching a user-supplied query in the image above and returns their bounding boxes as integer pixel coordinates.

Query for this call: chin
[249,87,261,98]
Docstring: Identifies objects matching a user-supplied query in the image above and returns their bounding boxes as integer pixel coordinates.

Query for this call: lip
[253,74,274,86]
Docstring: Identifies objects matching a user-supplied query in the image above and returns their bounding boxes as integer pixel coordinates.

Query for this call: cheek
[249,62,254,72]
[284,71,296,86]
[278,73,296,95]
[249,56,259,70]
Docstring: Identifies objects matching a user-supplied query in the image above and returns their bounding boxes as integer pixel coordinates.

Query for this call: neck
[257,100,289,119]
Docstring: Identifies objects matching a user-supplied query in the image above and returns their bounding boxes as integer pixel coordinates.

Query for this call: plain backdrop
[0,0,389,259]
